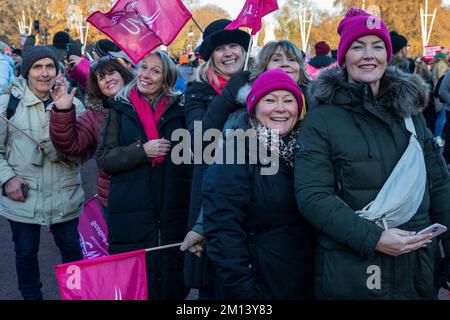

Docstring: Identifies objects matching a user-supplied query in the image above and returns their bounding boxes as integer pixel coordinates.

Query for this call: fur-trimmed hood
[309,66,429,118]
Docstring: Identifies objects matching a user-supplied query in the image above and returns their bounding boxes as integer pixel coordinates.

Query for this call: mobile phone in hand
[417,223,448,239]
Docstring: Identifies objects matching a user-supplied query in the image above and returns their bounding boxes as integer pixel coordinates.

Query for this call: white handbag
[354,117,426,230]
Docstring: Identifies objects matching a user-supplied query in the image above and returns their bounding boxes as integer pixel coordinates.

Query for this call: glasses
[90,55,116,71]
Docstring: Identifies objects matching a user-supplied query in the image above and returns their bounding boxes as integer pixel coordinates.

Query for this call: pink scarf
[208,70,229,94]
[130,88,169,167]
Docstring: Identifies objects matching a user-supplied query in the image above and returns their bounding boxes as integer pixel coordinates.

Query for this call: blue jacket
[0,53,14,95]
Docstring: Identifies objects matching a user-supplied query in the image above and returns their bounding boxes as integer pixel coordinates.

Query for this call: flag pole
[244,35,253,71]
[191,16,204,33]
[145,242,183,252]
[0,114,70,169]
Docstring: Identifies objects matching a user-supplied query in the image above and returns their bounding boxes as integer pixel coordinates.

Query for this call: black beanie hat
[12,48,22,56]
[94,39,120,58]
[390,31,408,55]
[199,19,251,61]
[21,46,59,79]
[53,31,72,50]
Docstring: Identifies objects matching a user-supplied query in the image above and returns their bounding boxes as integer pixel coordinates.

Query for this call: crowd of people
[0,7,450,300]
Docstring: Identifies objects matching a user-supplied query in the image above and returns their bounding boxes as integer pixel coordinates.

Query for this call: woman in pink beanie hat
[295,7,450,299]
[200,68,314,299]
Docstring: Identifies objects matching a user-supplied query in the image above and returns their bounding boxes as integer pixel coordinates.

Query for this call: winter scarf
[249,117,300,169]
[130,88,169,166]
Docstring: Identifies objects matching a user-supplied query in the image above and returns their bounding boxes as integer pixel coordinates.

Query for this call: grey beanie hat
[21,46,59,79]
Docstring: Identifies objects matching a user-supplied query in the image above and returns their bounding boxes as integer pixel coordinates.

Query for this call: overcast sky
[199,0,450,18]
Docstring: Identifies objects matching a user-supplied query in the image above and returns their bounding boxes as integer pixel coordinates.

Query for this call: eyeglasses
[90,55,116,71]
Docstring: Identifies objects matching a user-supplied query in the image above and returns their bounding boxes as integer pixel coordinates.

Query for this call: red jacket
[50,101,110,208]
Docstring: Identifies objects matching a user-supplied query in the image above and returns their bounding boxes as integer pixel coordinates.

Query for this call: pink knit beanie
[247,69,303,116]
[337,8,392,67]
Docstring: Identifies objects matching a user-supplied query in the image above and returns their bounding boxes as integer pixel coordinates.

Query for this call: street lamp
[188,27,194,54]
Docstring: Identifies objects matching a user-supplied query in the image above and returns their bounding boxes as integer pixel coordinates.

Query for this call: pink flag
[87,0,192,64]
[225,0,279,35]
[55,250,148,300]
[78,197,109,260]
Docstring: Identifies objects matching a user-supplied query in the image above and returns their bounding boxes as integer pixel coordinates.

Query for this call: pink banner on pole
[87,0,192,64]
[55,249,148,300]
[225,0,279,35]
[78,196,109,260]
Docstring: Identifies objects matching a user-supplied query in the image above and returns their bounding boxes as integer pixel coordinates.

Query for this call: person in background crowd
[390,31,413,73]
[251,40,312,113]
[390,31,408,58]
[0,41,14,96]
[295,8,450,299]
[180,18,251,299]
[109,50,137,73]
[50,56,134,217]
[415,57,438,136]
[441,47,450,61]
[203,69,314,300]
[0,46,85,300]
[12,49,22,66]
[431,53,450,147]
[438,69,450,165]
[96,50,192,300]
[66,39,121,88]
[52,31,72,63]
[177,55,195,85]
[307,41,337,79]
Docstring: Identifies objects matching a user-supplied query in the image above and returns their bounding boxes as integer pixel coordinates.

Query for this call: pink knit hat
[247,69,303,116]
[337,8,392,67]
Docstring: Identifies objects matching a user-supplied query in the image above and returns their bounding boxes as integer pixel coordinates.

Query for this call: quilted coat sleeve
[294,109,383,258]
[49,106,100,159]
[95,108,147,175]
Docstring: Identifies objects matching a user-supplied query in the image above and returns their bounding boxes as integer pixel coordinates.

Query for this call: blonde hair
[251,40,311,86]
[116,50,178,107]
[195,46,246,86]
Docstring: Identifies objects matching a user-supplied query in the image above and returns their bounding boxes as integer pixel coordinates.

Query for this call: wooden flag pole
[0,114,44,149]
[0,114,70,169]
[191,16,204,34]
[145,242,183,252]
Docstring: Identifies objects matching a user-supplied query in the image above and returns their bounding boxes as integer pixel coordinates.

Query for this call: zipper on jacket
[369,99,389,179]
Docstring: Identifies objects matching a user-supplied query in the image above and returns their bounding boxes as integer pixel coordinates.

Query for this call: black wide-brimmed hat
[199,19,251,61]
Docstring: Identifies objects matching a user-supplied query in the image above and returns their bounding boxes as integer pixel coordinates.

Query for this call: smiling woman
[50,58,134,210]
[201,69,315,299]
[95,49,192,300]
[295,8,450,300]
[344,35,388,96]
[181,19,255,298]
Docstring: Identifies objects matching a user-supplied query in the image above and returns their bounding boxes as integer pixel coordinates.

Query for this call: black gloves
[435,256,450,290]
[221,71,251,105]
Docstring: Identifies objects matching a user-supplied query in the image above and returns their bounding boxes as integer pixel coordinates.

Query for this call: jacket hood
[310,66,429,118]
